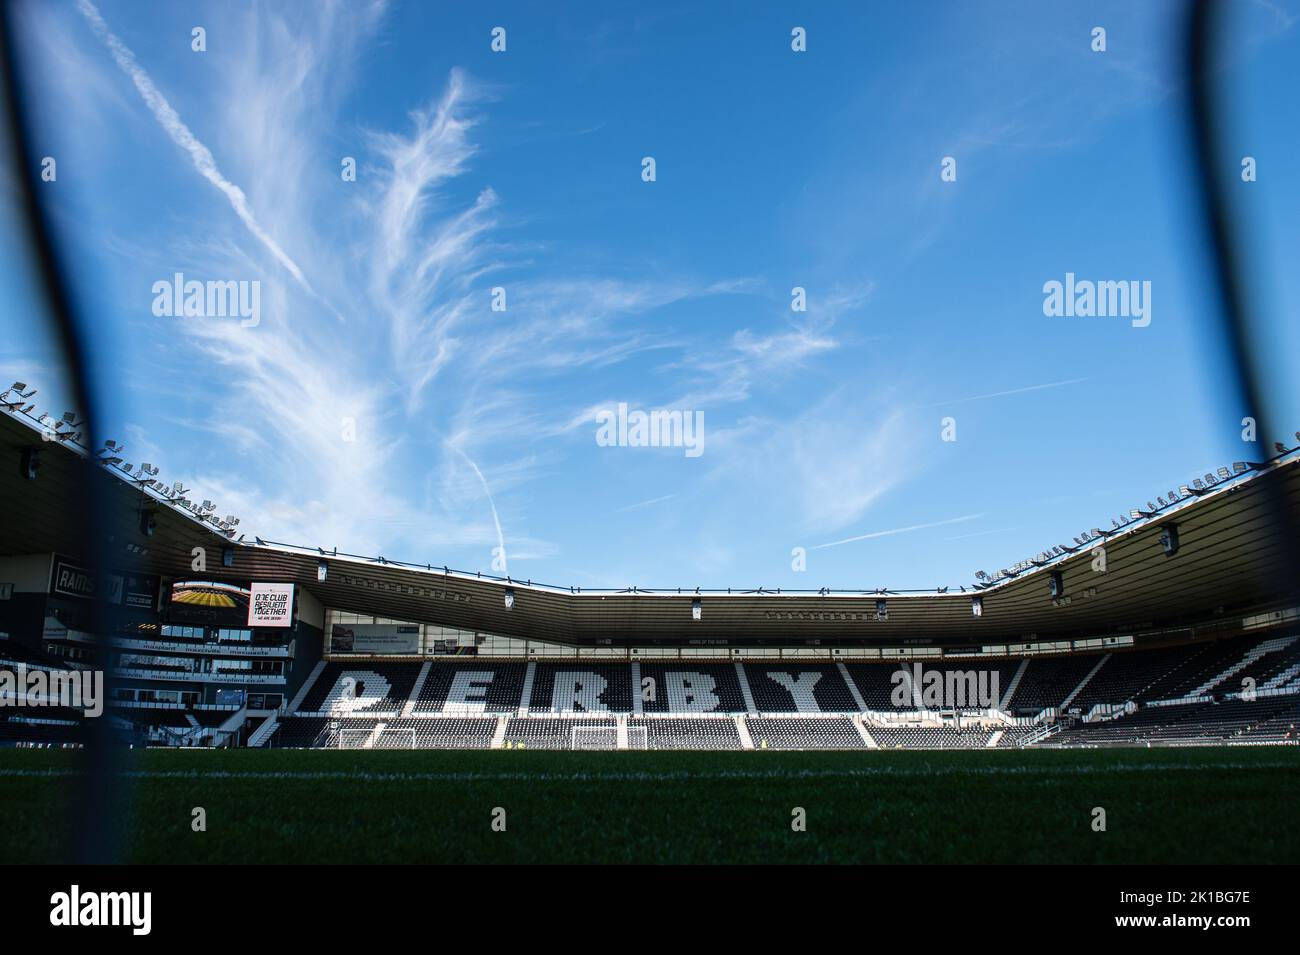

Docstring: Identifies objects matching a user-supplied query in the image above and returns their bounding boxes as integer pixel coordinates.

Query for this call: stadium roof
[1,403,1298,648]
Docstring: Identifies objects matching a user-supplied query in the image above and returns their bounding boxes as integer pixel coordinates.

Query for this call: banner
[49,557,157,610]
[247,583,295,628]
[122,573,161,611]
[330,623,420,654]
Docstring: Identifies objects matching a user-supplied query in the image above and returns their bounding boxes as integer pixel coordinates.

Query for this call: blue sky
[2,0,1299,592]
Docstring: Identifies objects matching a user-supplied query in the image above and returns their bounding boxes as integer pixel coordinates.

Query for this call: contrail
[615,493,675,513]
[920,377,1088,409]
[811,513,983,550]
[76,0,312,292]
[451,445,507,575]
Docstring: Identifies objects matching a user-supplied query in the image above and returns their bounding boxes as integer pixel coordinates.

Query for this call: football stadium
[1,380,1298,867]
[0,0,1298,916]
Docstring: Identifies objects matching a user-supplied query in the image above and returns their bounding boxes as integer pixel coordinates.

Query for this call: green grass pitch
[0,746,1296,863]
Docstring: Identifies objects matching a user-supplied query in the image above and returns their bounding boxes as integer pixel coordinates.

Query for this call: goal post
[335,725,416,749]
[337,728,375,749]
[570,725,618,750]
[626,725,648,751]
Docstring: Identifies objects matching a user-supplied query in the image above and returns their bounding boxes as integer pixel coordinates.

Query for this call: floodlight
[1217,467,1231,480]
[1232,462,1248,474]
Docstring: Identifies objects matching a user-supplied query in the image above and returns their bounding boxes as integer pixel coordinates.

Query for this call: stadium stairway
[247,712,279,748]
[734,662,758,714]
[1060,654,1110,711]
[218,706,249,739]
[837,662,869,711]
[286,660,328,715]
[402,662,432,717]
[734,715,755,750]
[850,714,878,748]
[490,715,509,749]
[518,661,537,715]
[630,661,643,714]
[1000,659,1028,710]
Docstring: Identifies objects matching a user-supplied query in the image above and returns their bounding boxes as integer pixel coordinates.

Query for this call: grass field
[0,746,1296,864]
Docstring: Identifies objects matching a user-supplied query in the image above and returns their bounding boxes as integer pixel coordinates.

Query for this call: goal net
[571,725,618,750]
[627,725,648,750]
[372,727,417,749]
[337,728,375,749]
[335,726,416,749]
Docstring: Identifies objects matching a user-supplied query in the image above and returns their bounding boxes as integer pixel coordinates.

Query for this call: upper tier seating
[638,663,748,713]
[415,661,527,713]
[1005,654,1101,712]
[528,663,634,713]
[743,663,859,713]
[297,663,419,715]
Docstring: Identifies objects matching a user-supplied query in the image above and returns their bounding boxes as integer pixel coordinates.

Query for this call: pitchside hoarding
[247,583,295,628]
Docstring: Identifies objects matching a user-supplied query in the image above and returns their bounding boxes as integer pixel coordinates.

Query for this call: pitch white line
[0,761,1293,785]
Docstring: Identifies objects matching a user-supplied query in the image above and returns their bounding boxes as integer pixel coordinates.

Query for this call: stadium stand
[1004,654,1101,713]
[869,725,994,749]
[629,716,744,749]
[638,663,747,713]
[743,663,859,713]
[746,716,867,749]
[849,659,1021,709]
[503,717,617,749]
[5,629,1299,751]
[528,663,634,713]
[415,661,527,713]
[379,717,496,748]
[297,663,419,715]
[1048,696,1300,747]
